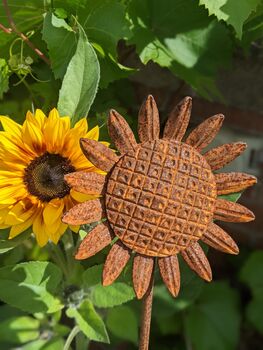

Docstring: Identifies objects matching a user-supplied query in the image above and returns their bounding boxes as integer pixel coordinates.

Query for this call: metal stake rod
[139,271,154,350]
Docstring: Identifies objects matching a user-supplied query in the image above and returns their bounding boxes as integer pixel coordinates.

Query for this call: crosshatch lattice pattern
[105,139,217,257]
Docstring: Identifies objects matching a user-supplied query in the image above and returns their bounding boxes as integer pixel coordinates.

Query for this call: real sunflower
[0,108,106,246]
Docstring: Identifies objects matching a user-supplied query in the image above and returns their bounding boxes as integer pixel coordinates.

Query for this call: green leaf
[42,12,76,79]
[242,4,263,49]
[21,339,47,350]
[91,282,135,308]
[106,305,138,344]
[199,0,262,39]
[239,251,263,296]
[66,299,109,343]
[218,192,242,202]
[239,251,263,334]
[185,282,240,350]
[58,23,100,124]
[0,261,63,313]
[78,0,132,57]
[0,316,39,344]
[0,58,9,99]
[83,264,135,307]
[246,296,263,334]
[98,53,135,89]
[83,264,103,287]
[0,230,31,254]
[128,0,233,99]
[40,337,65,350]
[0,305,25,322]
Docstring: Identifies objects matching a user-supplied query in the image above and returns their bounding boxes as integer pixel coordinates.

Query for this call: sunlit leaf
[42,12,76,79]
[58,23,100,123]
[199,0,262,39]
[0,261,63,313]
[0,316,39,344]
[128,0,232,99]
[66,299,109,343]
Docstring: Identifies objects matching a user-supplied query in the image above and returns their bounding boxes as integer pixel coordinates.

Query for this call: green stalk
[63,325,80,350]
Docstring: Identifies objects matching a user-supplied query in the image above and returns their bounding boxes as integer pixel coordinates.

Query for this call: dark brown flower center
[24,152,75,202]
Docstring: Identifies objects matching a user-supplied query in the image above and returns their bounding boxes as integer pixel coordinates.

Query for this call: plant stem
[2,0,50,65]
[63,325,80,350]
[50,243,69,280]
[62,230,75,280]
[139,265,155,350]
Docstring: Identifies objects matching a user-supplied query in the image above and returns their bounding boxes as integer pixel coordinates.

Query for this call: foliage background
[0,0,262,349]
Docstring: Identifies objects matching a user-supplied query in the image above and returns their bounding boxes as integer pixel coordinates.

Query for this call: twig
[2,0,50,65]
[139,263,155,350]
[0,23,12,34]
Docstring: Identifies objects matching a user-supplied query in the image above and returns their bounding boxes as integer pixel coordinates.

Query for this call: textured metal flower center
[24,152,75,202]
[105,139,217,257]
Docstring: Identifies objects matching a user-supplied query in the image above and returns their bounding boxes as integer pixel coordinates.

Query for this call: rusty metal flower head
[62,96,256,300]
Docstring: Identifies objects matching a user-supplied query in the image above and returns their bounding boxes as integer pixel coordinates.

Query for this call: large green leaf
[199,0,262,39]
[91,282,135,308]
[240,251,263,334]
[42,12,77,79]
[106,305,138,344]
[185,282,240,350]
[83,264,103,287]
[0,316,39,344]
[57,23,100,123]
[128,0,233,98]
[66,299,109,343]
[0,261,63,313]
[78,0,132,57]
[240,251,263,296]
[83,264,135,307]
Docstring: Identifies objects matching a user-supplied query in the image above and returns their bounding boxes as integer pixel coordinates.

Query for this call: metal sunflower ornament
[63,96,256,350]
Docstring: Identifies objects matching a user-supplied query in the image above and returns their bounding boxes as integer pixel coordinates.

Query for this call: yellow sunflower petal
[0,185,27,204]
[69,225,79,233]
[0,170,24,179]
[22,119,44,153]
[5,201,34,225]
[28,109,47,130]
[0,160,26,172]
[43,109,70,152]
[74,117,88,132]
[44,216,62,236]
[0,133,32,162]
[33,211,49,247]
[70,189,98,203]
[49,222,67,244]
[43,198,64,226]
[63,118,88,159]
[0,207,11,224]
[0,115,22,139]
[85,125,99,141]
[9,215,34,239]
[71,154,94,170]
[0,224,9,229]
